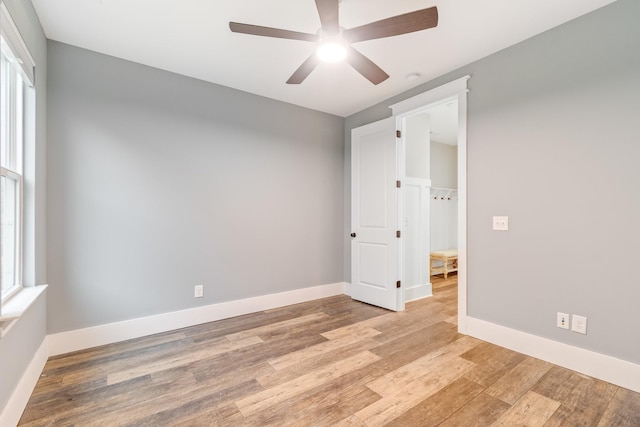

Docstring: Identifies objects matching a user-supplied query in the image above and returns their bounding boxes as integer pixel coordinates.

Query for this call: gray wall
[345,0,640,364]
[47,41,344,333]
[0,0,48,414]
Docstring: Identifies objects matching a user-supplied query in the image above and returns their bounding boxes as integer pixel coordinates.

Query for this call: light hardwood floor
[20,276,640,426]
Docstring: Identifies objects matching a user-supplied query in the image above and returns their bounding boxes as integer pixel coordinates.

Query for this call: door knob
[350,233,356,238]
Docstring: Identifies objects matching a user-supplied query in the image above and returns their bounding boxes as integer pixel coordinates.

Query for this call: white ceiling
[31,0,617,117]
[426,100,458,146]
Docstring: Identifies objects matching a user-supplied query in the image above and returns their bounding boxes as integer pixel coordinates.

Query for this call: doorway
[390,76,469,332]
[402,100,459,302]
[349,76,469,332]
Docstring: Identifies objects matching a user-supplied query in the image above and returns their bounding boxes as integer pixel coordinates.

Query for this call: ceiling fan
[229,0,438,85]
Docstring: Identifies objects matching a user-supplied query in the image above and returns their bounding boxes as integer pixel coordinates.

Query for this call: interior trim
[389,75,470,116]
[404,283,433,303]
[0,336,48,427]
[390,75,470,333]
[466,316,640,393]
[47,282,345,357]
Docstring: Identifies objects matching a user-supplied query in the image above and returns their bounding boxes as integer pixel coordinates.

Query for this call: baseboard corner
[0,336,49,427]
[464,315,640,393]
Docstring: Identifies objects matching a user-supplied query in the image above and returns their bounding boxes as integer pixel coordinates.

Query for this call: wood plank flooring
[19,276,640,426]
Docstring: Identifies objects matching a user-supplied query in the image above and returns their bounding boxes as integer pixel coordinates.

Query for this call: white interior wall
[430,142,458,188]
[403,114,431,295]
[430,140,458,253]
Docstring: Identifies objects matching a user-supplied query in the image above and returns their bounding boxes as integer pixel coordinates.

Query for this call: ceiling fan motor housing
[229,0,438,85]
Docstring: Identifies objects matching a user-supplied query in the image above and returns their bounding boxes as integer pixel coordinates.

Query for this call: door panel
[358,243,388,289]
[358,134,388,228]
[350,117,401,311]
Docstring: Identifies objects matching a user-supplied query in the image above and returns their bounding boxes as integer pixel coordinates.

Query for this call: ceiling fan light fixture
[229,4,438,84]
[316,40,347,62]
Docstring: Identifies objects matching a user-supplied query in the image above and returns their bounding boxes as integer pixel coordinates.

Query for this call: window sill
[0,285,48,337]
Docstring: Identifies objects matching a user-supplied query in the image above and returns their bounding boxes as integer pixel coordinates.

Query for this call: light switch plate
[493,216,509,231]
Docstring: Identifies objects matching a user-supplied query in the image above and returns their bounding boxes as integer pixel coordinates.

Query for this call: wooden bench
[430,249,458,279]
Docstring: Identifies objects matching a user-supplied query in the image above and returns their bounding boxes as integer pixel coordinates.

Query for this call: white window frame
[1,3,34,304]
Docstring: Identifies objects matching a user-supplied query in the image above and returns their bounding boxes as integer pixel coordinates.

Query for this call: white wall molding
[0,3,36,85]
[0,336,49,427]
[404,283,432,303]
[48,282,345,356]
[1,285,48,337]
[6,288,640,426]
[465,316,640,393]
[1,283,345,424]
[389,76,470,334]
[389,75,470,116]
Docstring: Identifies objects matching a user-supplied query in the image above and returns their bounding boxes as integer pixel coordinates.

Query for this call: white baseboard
[14,287,638,423]
[404,282,432,302]
[0,336,49,427]
[1,283,345,425]
[344,282,432,305]
[48,282,345,356]
[465,316,640,393]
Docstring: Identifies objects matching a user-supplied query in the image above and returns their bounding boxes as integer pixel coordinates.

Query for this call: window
[1,38,24,299]
[1,4,35,303]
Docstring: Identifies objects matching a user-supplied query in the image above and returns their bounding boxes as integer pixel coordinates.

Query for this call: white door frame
[389,75,470,333]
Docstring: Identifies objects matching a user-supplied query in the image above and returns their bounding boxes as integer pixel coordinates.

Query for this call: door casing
[347,76,470,331]
[389,75,470,332]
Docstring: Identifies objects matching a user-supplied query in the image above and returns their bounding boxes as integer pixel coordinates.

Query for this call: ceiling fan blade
[346,46,389,85]
[315,0,340,35]
[286,54,321,84]
[343,6,438,43]
[229,22,319,42]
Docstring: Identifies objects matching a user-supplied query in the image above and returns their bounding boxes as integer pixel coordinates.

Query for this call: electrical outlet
[572,314,587,334]
[194,285,204,298]
[493,216,509,231]
[557,312,569,330]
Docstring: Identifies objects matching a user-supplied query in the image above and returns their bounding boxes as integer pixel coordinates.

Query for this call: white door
[350,117,403,311]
